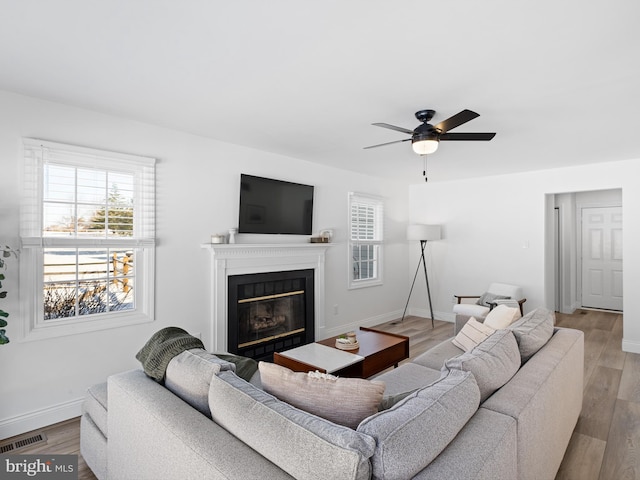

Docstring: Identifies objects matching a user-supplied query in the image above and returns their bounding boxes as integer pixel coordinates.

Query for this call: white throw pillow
[484,304,522,330]
[451,317,496,352]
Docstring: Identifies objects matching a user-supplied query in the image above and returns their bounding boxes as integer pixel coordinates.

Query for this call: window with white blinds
[20,139,156,340]
[348,192,384,289]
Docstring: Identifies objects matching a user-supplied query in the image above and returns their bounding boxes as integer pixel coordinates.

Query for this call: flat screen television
[238,174,314,235]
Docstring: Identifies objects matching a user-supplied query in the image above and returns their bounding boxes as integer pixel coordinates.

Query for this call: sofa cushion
[451,317,496,351]
[509,308,555,363]
[444,329,521,402]
[259,361,385,429]
[164,349,235,418]
[357,369,480,480]
[209,370,375,480]
[412,339,465,370]
[372,362,441,396]
[484,304,522,329]
[82,382,108,438]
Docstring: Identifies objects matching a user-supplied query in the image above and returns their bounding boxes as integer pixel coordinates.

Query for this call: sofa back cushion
[209,370,376,480]
[444,329,521,402]
[357,369,480,480]
[164,349,235,417]
[509,307,555,363]
[259,361,385,429]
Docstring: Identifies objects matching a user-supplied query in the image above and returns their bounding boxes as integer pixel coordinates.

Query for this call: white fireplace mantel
[200,243,332,352]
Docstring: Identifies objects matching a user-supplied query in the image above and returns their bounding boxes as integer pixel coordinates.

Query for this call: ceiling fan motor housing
[413,122,439,142]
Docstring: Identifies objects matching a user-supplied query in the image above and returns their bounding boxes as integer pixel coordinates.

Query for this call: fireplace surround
[202,243,331,354]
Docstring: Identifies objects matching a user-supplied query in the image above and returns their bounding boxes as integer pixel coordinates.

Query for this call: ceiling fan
[364,109,496,155]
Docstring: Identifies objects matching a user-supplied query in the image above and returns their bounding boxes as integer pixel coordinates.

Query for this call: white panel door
[581,206,623,311]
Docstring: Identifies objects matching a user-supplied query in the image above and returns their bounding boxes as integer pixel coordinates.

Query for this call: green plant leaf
[0,330,9,345]
[0,310,8,317]
[0,319,6,328]
[0,273,5,280]
[0,292,6,299]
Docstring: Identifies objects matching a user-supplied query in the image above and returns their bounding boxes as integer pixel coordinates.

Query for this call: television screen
[238,174,314,235]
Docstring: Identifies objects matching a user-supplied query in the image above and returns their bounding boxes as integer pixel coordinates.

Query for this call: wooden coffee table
[273,327,409,378]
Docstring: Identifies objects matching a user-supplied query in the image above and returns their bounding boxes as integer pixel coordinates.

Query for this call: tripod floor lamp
[400,224,442,327]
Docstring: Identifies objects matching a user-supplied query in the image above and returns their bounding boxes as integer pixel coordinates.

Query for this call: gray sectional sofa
[81,308,584,480]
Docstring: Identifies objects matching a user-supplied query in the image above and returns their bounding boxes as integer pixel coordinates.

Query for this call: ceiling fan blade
[363,138,412,149]
[372,123,414,135]
[434,109,480,133]
[440,132,496,141]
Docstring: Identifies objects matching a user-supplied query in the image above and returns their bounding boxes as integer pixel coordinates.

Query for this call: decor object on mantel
[310,229,332,243]
[0,244,18,345]
[396,224,442,327]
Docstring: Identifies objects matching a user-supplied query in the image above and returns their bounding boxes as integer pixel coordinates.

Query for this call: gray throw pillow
[476,292,510,307]
[164,349,235,417]
[444,329,520,402]
[357,369,480,480]
[508,307,555,363]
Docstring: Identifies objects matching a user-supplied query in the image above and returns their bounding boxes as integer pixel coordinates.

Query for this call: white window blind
[20,139,156,340]
[348,192,384,288]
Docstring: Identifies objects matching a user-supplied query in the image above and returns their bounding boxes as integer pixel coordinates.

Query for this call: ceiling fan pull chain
[423,154,428,182]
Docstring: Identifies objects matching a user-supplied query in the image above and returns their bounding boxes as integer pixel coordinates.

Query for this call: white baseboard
[0,397,84,440]
[622,338,640,354]
[322,310,402,338]
[405,307,455,323]
[322,308,455,339]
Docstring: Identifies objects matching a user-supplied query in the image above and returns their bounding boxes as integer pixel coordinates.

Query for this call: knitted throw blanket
[136,327,205,382]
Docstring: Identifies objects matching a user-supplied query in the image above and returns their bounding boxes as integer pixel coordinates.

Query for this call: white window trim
[348,192,384,290]
[19,138,156,341]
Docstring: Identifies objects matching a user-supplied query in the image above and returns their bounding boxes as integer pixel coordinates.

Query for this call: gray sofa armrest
[481,328,584,480]
[107,369,293,480]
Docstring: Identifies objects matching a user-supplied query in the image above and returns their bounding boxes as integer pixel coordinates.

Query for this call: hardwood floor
[1,417,96,480]
[5,309,638,480]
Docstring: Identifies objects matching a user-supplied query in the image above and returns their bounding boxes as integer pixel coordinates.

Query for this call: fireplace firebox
[228,269,314,362]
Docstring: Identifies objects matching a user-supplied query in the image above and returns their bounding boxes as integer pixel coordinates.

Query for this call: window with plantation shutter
[348,192,383,289]
[20,139,156,340]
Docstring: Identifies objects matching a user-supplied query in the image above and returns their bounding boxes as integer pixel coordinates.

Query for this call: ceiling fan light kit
[412,136,439,155]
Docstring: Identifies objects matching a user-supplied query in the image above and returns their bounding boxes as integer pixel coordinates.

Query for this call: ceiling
[1,0,638,183]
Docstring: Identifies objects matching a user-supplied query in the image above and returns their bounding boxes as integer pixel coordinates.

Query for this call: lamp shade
[407,224,441,241]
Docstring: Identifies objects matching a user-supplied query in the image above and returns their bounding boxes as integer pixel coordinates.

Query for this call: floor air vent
[0,432,47,453]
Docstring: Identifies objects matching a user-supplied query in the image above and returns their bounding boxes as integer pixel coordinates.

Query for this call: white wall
[0,91,410,437]
[409,159,640,354]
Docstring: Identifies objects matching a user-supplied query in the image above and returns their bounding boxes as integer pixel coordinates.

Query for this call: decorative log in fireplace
[228,269,314,362]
